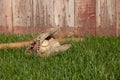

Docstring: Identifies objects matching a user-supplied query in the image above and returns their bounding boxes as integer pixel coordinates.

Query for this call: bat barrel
[0,41,32,49]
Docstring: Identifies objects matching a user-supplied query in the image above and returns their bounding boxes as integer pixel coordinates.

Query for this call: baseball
[40,40,50,53]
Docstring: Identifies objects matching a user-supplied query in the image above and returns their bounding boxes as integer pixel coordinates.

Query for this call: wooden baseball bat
[0,41,33,49]
[0,38,83,49]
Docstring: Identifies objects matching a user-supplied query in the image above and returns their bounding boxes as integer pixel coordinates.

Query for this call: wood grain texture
[0,0,8,26]
[96,0,116,28]
[0,0,119,36]
[74,0,96,27]
[116,0,120,36]
[96,0,116,35]
[12,0,33,27]
[11,0,74,27]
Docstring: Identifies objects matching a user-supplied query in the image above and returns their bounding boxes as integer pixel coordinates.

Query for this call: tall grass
[0,34,120,80]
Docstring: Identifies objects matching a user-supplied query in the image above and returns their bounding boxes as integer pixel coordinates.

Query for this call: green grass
[0,33,35,43]
[0,34,120,80]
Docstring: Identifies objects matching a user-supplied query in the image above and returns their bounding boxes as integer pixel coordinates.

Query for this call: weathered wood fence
[0,0,119,36]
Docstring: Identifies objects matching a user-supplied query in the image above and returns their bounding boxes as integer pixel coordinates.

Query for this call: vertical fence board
[33,0,43,26]
[12,0,33,27]
[64,0,74,27]
[0,0,8,26]
[96,0,116,35]
[7,0,13,32]
[75,0,95,27]
[0,0,12,33]
[54,0,66,26]
[116,0,120,36]
[75,0,96,35]
[44,0,54,26]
